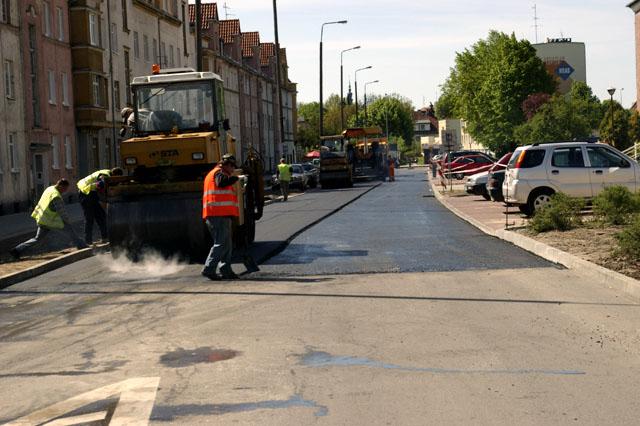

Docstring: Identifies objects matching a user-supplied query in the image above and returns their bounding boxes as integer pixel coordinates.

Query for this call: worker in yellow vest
[77,167,123,244]
[9,179,88,260]
[276,158,293,201]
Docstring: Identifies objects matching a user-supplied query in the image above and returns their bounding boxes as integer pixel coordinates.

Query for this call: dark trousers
[79,191,107,244]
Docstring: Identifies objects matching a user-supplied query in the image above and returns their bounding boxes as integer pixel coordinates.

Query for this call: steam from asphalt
[98,250,187,280]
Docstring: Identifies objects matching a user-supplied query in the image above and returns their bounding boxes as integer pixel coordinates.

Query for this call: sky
[192,0,636,109]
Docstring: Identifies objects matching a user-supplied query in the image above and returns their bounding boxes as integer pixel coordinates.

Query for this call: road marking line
[43,411,107,426]
[5,377,160,426]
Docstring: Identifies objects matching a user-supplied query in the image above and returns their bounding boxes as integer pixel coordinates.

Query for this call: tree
[599,100,631,150]
[514,83,603,146]
[297,102,320,150]
[522,93,551,121]
[364,95,414,146]
[438,31,556,154]
[628,110,640,147]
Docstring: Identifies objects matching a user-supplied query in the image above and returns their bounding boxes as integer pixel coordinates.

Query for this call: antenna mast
[223,2,234,19]
[532,4,540,43]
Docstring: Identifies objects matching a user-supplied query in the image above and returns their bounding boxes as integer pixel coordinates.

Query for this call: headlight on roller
[125,157,137,165]
[192,152,204,160]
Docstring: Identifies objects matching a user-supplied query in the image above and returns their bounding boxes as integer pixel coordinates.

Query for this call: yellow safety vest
[277,163,292,182]
[31,186,64,229]
[77,169,111,195]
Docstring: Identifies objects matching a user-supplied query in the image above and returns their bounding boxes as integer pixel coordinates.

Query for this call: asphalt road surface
[2,168,640,425]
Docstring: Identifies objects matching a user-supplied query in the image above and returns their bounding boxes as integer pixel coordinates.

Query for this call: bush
[528,192,585,233]
[592,185,640,225]
[615,215,640,260]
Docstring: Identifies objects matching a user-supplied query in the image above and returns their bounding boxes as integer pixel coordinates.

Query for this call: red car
[441,154,495,180]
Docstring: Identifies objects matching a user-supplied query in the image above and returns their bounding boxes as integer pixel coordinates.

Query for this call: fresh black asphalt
[256,168,554,276]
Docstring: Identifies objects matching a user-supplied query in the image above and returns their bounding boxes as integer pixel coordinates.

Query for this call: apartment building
[69,0,195,177]
[0,0,30,214]
[191,3,297,171]
[21,0,77,200]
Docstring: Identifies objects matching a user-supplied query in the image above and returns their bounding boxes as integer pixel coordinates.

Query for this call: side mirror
[223,118,231,131]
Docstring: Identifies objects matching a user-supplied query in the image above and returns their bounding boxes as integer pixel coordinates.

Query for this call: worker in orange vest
[388,155,396,182]
[201,154,240,280]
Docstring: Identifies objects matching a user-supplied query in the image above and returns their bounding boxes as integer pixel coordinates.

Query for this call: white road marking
[43,411,107,426]
[5,377,160,426]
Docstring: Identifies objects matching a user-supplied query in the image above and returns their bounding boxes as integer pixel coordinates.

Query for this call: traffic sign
[555,61,575,81]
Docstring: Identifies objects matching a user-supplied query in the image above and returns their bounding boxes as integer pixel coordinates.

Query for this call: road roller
[106,67,264,259]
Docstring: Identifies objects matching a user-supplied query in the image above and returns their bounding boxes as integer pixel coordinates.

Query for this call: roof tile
[188,3,219,30]
[241,32,260,57]
[219,19,241,43]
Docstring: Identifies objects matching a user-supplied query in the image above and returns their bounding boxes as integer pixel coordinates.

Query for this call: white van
[503,142,639,216]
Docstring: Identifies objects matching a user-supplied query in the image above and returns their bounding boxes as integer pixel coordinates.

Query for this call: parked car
[503,141,639,216]
[442,154,495,180]
[465,153,513,199]
[271,164,309,191]
[301,163,320,188]
[440,150,495,166]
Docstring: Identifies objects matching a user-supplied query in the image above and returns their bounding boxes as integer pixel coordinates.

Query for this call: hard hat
[221,154,236,166]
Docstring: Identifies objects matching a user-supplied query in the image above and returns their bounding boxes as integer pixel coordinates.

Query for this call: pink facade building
[20,0,77,199]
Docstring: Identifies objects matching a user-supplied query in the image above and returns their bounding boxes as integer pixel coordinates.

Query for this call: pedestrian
[388,155,395,182]
[77,167,123,245]
[201,154,240,280]
[276,157,293,201]
[9,179,88,260]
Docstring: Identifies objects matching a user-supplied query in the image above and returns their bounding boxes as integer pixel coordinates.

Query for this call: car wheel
[518,204,533,216]
[454,173,465,180]
[528,188,554,214]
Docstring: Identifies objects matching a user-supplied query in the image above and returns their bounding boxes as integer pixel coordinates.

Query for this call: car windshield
[292,165,303,174]
[135,81,217,134]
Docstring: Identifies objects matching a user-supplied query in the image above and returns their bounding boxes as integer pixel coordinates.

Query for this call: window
[114,81,120,109]
[161,42,166,67]
[510,149,545,168]
[182,3,187,54]
[43,2,51,37]
[169,45,174,67]
[110,23,118,52]
[552,147,585,168]
[177,48,181,67]
[143,35,149,62]
[122,0,128,31]
[0,0,10,24]
[3,60,14,99]
[124,50,131,105]
[64,135,73,169]
[29,25,40,127]
[56,7,64,41]
[133,31,140,58]
[89,13,99,46]
[52,136,60,169]
[61,72,69,106]
[48,70,56,104]
[92,74,102,106]
[152,38,158,63]
[587,146,631,168]
[8,132,18,172]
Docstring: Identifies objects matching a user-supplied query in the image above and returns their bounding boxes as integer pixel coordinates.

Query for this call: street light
[608,87,616,146]
[319,20,347,137]
[354,65,372,126]
[363,80,379,126]
[340,45,360,131]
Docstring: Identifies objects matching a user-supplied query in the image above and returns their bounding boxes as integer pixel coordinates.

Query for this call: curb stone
[0,248,96,290]
[428,179,640,299]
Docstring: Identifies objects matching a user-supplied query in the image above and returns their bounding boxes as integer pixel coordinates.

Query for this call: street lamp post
[340,45,360,131]
[272,0,285,166]
[354,65,372,126]
[363,80,379,126]
[608,87,616,146]
[319,20,347,137]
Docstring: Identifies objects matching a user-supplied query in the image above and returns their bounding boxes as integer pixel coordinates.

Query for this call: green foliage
[628,110,640,146]
[297,101,320,150]
[599,100,631,150]
[615,215,640,260]
[528,193,584,233]
[438,31,556,155]
[366,94,415,145]
[569,82,604,130]
[593,186,640,225]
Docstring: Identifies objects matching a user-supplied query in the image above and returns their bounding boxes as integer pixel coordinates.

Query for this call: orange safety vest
[202,165,240,219]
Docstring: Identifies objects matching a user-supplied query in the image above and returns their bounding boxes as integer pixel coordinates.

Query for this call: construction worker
[10,179,88,260]
[201,154,240,280]
[276,157,293,201]
[77,167,123,244]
